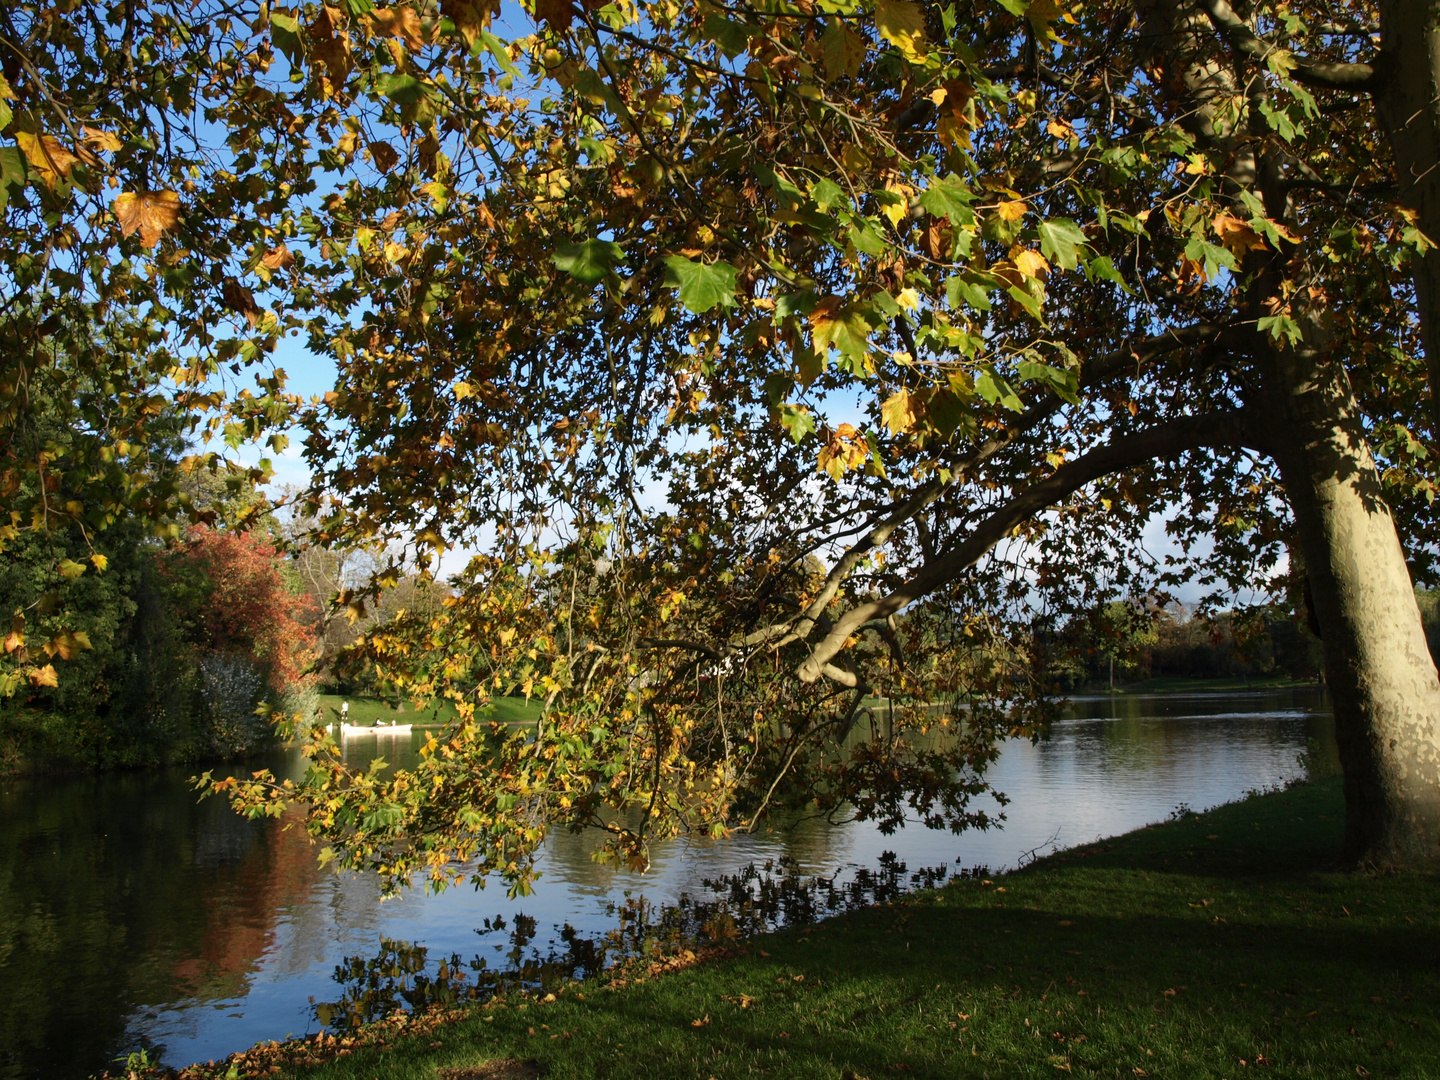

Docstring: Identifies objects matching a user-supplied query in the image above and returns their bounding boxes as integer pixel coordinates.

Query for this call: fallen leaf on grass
[691,1016,710,1027]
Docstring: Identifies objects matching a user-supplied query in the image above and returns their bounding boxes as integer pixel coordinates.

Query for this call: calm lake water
[0,687,1333,1080]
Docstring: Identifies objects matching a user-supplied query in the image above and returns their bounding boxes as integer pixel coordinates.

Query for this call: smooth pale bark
[1261,339,1440,864]
[1137,0,1440,865]
[1377,0,1440,427]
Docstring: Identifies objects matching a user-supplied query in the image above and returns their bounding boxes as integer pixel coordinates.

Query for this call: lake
[0,686,1334,1080]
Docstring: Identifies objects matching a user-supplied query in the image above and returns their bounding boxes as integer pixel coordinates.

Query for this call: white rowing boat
[338,722,413,735]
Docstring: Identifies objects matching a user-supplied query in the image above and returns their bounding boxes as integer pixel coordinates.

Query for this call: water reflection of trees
[0,764,325,1080]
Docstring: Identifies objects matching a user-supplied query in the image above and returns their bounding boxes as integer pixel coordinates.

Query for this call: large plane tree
[3,0,1437,887]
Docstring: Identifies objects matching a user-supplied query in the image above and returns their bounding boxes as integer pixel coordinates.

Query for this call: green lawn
[316,694,543,728]
[169,776,1439,1080]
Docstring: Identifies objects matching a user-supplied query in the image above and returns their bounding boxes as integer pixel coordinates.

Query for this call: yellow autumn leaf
[881,388,919,434]
[996,199,1029,222]
[897,287,921,310]
[874,0,927,63]
[1014,248,1051,278]
[454,381,475,399]
[16,131,81,186]
[114,191,182,248]
[90,553,109,572]
[82,126,124,153]
[29,664,58,688]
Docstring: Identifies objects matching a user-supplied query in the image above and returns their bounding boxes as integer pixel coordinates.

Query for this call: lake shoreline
[116,775,1440,1080]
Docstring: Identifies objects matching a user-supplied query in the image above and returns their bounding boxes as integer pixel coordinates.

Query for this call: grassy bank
[316,694,542,727]
[172,778,1439,1079]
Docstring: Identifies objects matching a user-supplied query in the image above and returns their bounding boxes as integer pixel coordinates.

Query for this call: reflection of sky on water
[4,688,1332,1077]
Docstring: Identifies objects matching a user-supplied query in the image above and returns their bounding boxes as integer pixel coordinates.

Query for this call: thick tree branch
[779,321,1230,648]
[1198,0,1379,91]
[796,409,1259,683]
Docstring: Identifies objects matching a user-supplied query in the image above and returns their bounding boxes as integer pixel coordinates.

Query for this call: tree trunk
[1377,0,1440,428]
[1261,338,1440,865]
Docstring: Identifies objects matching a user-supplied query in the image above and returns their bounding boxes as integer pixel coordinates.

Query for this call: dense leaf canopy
[3,0,1436,886]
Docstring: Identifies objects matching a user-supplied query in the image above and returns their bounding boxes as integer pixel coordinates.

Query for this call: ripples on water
[0,686,1333,1080]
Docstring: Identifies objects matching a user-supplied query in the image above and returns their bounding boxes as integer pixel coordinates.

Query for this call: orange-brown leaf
[222,276,263,328]
[534,0,576,32]
[29,664,58,688]
[114,191,182,248]
[261,244,295,270]
[1213,213,1267,259]
[367,6,428,50]
[370,142,401,172]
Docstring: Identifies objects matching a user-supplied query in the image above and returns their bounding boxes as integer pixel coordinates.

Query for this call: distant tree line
[1040,599,1333,691]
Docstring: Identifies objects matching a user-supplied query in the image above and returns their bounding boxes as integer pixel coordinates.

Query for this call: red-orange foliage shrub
[170,526,320,691]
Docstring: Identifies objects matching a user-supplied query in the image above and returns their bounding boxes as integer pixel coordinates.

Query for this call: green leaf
[1257,98,1298,142]
[1084,255,1134,294]
[340,0,375,16]
[875,0,927,62]
[812,306,873,364]
[574,67,621,111]
[775,291,818,320]
[374,73,438,126]
[810,177,848,213]
[362,803,406,831]
[1184,237,1237,278]
[703,14,750,58]
[945,275,992,311]
[57,558,87,580]
[1036,218,1087,271]
[1017,359,1079,403]
[917,173,975,225]
[270,10,302,62]
[1257,313,1303,346]
[1006,284,1045,322]
[663,256,738,312]
[847,218,887,256]
[552,239,624,285]
[778,404,816,443]
[975,367,1023,411]
[994,0,1028,13]
[870,290,900,318]
[481,30,519,77]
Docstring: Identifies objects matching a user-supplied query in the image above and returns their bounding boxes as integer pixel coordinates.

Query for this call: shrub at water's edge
[0,522,320,775]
